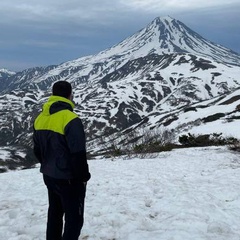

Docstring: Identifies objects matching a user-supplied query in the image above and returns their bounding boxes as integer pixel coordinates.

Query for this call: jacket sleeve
[65,117,91,181]
[33,128,43,163]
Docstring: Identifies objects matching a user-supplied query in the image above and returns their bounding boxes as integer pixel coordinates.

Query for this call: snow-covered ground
[0,146,240,240]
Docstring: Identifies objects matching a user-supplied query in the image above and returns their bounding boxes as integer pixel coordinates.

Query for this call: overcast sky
[0,0,240,72]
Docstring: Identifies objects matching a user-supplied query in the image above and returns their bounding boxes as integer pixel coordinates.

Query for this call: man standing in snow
[33,80,91,240]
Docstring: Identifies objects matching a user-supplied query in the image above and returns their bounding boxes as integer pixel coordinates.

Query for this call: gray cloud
[0,0,239,71]
[119,0,240,12]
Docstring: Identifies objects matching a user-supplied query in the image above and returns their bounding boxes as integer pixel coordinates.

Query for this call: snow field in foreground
[0,146,240,240]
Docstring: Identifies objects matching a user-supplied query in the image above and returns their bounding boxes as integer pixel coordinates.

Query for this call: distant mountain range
[0,16,240,170]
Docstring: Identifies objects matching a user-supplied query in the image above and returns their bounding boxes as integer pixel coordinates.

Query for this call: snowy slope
[0,54,239,157]
[0,146,240,239]
[0,54,240,156]
[134,87,240,138]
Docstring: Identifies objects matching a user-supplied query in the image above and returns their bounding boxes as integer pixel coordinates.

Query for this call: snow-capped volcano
[101,16,240,66]
[2,16,240,92]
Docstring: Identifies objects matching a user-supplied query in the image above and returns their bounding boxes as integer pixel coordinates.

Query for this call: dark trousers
[43,175,86,240]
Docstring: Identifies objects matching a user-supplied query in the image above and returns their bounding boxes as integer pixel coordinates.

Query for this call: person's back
[33,80,91,240]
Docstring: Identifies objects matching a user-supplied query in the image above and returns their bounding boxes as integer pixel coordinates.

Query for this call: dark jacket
[33,95,91,181]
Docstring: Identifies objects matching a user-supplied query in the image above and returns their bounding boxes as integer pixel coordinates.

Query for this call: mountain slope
[0,16,240,161]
